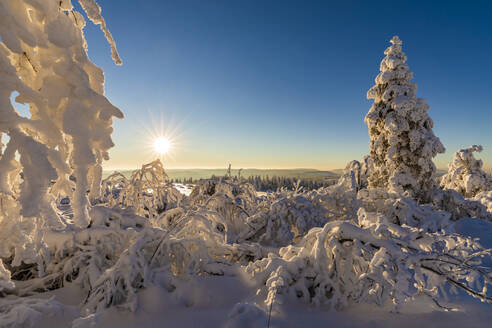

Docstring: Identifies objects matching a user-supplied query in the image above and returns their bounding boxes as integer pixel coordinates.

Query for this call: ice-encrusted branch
[78,0,122,65]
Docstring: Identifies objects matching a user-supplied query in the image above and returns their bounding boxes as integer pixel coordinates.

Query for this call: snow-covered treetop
[441,145,492,198]
[390,35,402,45]
[0,0,123,228]
[365,35,445,202]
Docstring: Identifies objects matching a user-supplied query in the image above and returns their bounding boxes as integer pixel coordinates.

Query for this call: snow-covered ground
[29,286,492,328]
[24,217,492,327]
[173,184,194,196]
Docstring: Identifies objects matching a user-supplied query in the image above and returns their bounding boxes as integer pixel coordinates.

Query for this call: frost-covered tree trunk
[441,145,492,198]
[0,0,122,228]
[365,36,445,202]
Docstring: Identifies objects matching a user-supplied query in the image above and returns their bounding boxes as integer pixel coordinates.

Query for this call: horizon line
[102,166,454,172]
[102,167,340,171]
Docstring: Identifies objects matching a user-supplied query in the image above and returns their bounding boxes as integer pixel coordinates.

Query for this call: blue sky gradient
[79,0,492,170]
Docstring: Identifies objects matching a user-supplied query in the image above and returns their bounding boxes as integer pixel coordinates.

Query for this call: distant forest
[170,174,338,191]
[104,168,341,191]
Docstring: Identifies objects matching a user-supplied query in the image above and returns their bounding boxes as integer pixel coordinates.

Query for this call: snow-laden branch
[0,0,123,231]
[247,208,492,311]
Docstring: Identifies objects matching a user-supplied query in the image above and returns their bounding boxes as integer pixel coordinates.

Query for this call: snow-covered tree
[0,0,123,230]
[365,36,445,202]
[336,155,373,192]
[441,145,492,198]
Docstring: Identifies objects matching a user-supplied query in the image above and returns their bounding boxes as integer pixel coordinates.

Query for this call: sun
[153,137,171,155]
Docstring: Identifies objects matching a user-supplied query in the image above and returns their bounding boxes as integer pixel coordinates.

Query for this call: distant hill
[103,168,341,182]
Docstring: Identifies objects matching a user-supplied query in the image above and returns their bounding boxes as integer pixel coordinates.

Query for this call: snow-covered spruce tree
[365,36,445,202]
[0,0,122,231]
[441,145,492,198]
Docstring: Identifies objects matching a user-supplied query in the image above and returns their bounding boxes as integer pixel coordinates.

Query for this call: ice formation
[441,145,492,198]
[365,36,445,202]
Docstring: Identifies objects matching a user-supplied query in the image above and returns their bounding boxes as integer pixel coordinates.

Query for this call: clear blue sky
[79,0,492,170]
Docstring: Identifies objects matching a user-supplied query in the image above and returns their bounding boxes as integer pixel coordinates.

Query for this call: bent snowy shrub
[102,159,183,221]
[441,145,492,198]
[246,208,492,311]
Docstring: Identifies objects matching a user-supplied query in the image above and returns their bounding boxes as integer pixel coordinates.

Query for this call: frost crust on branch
[365,36,445,201]
[0,0,123,229]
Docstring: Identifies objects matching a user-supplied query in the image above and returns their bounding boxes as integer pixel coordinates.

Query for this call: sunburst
[153,137,171,155]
